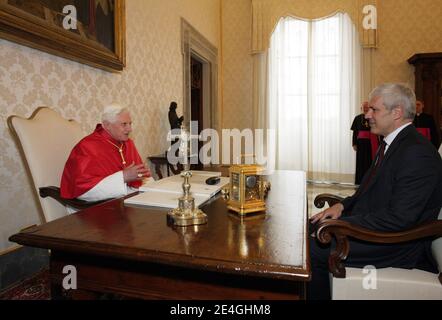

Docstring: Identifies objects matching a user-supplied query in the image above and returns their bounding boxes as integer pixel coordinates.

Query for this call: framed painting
[0,0,125,72]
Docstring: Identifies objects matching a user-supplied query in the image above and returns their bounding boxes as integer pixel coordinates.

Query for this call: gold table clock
[227,164,268,215]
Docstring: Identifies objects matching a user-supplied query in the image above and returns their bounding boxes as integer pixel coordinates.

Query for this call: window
[268,13,361,183]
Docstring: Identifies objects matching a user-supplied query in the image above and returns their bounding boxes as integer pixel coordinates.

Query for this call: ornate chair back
[8,107,84,222]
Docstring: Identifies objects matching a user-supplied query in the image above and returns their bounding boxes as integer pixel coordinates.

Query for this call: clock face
[245,175,259,200]
[245,175,257,188]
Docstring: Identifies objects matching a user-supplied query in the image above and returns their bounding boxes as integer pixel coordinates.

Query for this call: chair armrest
[316,219,442,278]
[39,186,107,210]
[314,193,344,208]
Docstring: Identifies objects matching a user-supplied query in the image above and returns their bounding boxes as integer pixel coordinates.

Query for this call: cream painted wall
[221,0,253,130]
[221,0,442,127]
[0,0,220,251]
[375,0,442,85]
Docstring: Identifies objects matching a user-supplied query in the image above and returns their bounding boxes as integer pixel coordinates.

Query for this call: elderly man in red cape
[60,104,150,202]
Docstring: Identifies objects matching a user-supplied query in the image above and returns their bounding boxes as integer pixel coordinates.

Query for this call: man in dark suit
[308,83,442,300]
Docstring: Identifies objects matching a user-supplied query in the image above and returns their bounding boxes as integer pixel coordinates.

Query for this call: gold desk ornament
[226,164,269,215]
[167,124,207,227]
[167,170,208,227]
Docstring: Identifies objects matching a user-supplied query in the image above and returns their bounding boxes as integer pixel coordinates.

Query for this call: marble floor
[307,181,357,218]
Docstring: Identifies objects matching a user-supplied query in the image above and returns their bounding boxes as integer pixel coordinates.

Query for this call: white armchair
[314,194,442,300]
[8,107,92,222]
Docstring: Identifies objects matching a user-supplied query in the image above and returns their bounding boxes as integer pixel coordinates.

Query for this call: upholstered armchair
[8,107,105,222]
[314,194,442,300]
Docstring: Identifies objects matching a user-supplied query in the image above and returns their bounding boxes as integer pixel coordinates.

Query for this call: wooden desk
[10,171,310,300]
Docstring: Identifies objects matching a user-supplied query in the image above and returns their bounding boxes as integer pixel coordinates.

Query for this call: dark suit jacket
[340,124,442,272]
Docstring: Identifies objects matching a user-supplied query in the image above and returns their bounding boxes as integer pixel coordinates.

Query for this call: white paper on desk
[139,171,229,197]
[188,170,221,177]
[124,190,210,209]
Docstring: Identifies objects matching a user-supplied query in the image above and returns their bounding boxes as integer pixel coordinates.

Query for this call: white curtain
[267,13,361,183]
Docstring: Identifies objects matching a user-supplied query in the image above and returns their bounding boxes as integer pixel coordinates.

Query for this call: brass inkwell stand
[167,125,208,227]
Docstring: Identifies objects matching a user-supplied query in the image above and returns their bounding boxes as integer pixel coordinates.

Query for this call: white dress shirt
[382,122,413,154]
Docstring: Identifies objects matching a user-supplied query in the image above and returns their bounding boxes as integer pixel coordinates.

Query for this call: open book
[124,171,229,209]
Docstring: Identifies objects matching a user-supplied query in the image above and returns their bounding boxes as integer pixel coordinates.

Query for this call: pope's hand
[310,203,344,225]
[123,162,151,182]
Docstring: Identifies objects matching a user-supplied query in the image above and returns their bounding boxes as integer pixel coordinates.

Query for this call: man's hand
[123,162,151,183]
[310,203,344,225]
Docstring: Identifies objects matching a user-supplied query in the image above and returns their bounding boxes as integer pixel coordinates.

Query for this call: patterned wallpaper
[375,0,442,85]
[221,0,253,130]
[0,0,220,251]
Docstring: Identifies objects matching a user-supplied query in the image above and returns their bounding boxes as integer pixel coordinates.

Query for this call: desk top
[10,171,310,282]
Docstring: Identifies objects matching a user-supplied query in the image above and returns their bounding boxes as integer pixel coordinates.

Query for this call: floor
[0,269,49,300]
[307,181,356,217]
[0,181,356,300]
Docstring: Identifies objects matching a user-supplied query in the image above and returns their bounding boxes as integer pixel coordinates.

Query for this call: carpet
[0,269,50,300]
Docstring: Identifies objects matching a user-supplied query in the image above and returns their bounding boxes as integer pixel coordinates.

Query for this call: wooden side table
[147,152,183,180]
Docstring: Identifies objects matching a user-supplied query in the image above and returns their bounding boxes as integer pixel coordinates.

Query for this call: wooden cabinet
[408,53,442,130]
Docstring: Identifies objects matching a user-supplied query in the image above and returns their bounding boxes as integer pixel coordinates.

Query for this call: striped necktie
[359,140,387,193]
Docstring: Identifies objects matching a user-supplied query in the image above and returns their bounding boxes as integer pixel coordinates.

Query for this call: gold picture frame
[0,0,125,72]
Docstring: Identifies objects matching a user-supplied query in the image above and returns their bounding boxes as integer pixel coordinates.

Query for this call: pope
[60,104,150,202]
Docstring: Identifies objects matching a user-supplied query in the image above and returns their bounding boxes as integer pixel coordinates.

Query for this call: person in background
[60,104,150,202]
[351,101,380,184]
[413,100,441,149]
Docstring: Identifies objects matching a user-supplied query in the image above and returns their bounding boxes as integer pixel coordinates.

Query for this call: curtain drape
[251,0,376,115]
[251,0,377,53]
[264,13,361,183]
